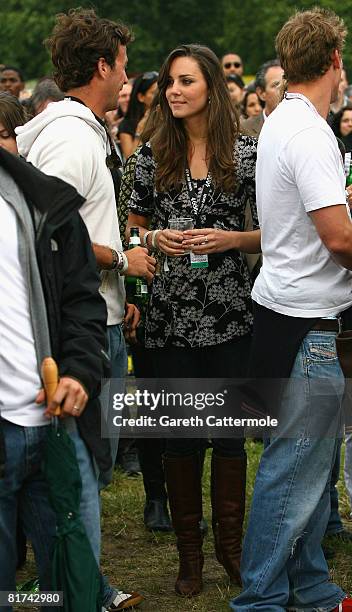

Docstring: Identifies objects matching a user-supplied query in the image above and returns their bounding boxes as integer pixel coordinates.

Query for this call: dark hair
[30,77,64,115]
[123,72,158,134]
[45,8,133,91]
[276,8,346,83]
[0,92,28,137]
[221,53,242,63]
[255,59,281,91]
[0,66,24,82]
[141,91,161,143]
[331,105,352,138]
[151,44,239,192]
[226,74,244,89]
[241,87,263,118]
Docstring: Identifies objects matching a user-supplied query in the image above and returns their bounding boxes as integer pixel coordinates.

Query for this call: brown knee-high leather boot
[164,454,203,597]
[211,453,246,585]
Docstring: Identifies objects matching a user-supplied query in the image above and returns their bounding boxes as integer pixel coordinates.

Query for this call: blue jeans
[326,437,344,535]
[0,420,56,612]
[66,422,101,564]
[99,324,127,609]
[99,323,127,488]
[231,331,346,611]
[0,419,101,612]
[345,431,352,511]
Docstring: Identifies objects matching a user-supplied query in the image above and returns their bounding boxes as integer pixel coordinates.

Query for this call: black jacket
[0,148,112,474]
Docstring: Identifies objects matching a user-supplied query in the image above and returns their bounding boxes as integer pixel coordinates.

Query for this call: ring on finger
[73,405,80,414]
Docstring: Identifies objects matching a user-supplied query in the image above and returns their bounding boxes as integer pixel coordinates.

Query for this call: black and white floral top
[129,135,258,348]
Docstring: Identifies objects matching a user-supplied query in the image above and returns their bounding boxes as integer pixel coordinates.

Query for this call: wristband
[120,251,128,273]
[142,230,152,247]
[112,250,125,273]
[152,229,161,250]
[109,248,119,271]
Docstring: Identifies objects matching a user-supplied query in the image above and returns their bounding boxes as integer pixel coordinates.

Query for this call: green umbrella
[42,358,102,612]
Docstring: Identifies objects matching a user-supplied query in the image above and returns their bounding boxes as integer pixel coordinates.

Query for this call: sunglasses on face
[224,62,242,69]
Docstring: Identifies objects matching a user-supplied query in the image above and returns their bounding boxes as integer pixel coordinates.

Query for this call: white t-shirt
[252,93,352,317]
[0,196,46,426]
[16,100,125,325]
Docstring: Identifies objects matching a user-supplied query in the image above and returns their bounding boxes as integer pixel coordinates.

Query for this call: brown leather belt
[311,319,340,332]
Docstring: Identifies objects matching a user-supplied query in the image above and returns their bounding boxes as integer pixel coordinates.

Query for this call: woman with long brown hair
[128,44,260,597]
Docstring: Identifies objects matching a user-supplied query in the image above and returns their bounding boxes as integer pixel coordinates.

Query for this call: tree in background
[219,0,352,75]
[0,0,351,81]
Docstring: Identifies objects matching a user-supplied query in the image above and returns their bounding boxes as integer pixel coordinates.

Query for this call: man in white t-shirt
[16,9,149,611]
[232,8,352,612]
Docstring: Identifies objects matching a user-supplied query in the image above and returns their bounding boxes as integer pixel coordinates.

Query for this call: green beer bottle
[125,227,148,306]
[347,153,352,187]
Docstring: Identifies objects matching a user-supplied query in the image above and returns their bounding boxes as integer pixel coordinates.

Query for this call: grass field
[17,440,352,612]
[99,440,352,612]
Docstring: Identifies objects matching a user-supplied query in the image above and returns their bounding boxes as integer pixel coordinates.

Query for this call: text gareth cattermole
[112,390,227,411]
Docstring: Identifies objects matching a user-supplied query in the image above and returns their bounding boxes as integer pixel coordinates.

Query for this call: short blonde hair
[276,7,347,83]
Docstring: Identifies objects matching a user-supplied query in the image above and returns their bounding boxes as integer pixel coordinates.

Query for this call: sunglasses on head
[224,62,242,69]
[142,71,159,80]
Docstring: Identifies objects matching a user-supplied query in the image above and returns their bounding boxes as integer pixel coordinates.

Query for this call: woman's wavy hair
[45,8,132,91]
[151,44,239,192]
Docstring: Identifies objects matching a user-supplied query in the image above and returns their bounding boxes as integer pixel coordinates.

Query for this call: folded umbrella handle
[41,357,61,416]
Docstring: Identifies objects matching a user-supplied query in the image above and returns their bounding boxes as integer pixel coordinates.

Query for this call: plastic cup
[168,217,194,231]
[168,218,194,253]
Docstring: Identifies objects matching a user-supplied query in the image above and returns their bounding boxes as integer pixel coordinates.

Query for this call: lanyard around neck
[284,92,320,118]
[184,166,212,222]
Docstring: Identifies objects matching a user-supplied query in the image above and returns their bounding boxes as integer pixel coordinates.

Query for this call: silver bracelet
[152,229,161,249]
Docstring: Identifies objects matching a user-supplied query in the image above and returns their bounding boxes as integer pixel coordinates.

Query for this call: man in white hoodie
[16,8,151,611]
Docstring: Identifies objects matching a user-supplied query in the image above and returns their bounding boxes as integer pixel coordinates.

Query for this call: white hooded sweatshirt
[16,99,125,325]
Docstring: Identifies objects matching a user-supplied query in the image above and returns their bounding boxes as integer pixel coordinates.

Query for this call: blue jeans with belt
[231,331,346,611]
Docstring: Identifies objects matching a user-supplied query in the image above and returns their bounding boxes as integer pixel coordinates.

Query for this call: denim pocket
[307,340,337,362]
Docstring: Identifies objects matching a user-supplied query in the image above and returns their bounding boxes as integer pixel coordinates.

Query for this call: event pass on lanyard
[190,252,208,269]
[185,168,212,269]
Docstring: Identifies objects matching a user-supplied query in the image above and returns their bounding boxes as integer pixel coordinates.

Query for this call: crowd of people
[1,6,352,612]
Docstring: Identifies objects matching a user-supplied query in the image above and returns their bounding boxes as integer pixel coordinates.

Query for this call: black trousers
[149,336,251,458]
[132,345,166,500]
